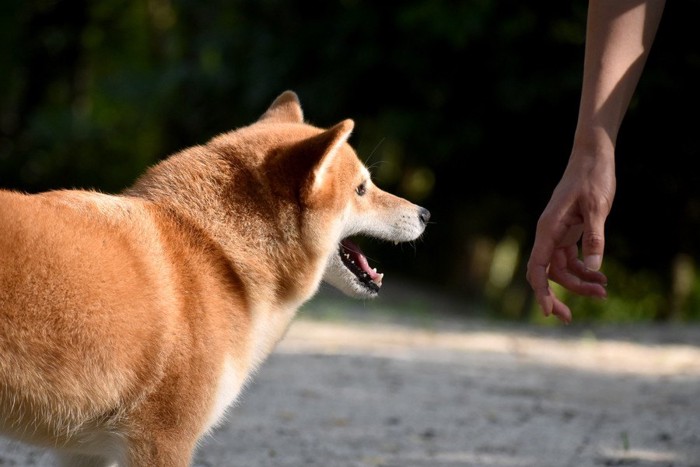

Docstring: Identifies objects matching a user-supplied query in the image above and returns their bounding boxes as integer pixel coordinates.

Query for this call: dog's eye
[356,182,367,196]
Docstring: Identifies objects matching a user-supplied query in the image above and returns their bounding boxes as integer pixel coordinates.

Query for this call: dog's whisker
[366,160,386,175]
[363,137,386,167]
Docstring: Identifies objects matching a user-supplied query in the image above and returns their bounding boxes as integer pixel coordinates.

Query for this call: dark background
[1,0,698,322]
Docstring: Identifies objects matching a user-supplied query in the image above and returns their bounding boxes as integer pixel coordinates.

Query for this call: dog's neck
[126,146,231,223]
[124,146,324,309]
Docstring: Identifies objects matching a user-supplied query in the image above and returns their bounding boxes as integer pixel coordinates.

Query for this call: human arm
[526,0,666,323]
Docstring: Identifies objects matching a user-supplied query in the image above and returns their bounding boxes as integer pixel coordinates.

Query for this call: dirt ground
[1,283,699,467]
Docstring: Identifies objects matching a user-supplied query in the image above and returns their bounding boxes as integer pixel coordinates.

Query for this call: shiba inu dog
[0,91,430,466]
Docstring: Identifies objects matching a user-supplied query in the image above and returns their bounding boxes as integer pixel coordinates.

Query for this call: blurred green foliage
[1,0,699,322]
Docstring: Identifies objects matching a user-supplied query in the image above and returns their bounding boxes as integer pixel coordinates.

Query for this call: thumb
[582,212,606,271]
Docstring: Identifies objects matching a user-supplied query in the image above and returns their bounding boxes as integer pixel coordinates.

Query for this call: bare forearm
[574,0,665,153]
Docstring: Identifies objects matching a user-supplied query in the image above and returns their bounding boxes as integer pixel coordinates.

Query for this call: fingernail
[584,255,602,271]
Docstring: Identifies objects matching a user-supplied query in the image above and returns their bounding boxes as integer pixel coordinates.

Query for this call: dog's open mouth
[339,238,383,293]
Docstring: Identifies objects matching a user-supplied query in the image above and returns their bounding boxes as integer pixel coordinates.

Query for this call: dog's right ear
[266,119,354,204]
[258,90,304,123]
[305,120,354,198]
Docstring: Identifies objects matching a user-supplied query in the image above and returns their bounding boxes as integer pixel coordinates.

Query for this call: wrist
[571,126,616,161]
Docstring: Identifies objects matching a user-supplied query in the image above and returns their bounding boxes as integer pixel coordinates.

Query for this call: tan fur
[0,91,428,466]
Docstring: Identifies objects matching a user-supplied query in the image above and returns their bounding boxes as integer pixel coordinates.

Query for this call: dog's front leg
[124,435,197,467]
[56,453,119,467]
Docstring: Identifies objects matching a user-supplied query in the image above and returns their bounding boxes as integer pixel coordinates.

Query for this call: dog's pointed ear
[258,90,304,123]
[304,119,354,198]
[267,119,354,203]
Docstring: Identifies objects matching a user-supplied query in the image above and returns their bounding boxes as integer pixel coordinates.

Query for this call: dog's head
[247,91,430,299]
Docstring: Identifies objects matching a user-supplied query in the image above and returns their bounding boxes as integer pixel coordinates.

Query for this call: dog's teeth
[393,241,398,246]
[372,268,377,273]
[373,273,384,285]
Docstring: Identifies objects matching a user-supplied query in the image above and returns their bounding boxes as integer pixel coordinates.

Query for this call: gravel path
[1,287,699,467]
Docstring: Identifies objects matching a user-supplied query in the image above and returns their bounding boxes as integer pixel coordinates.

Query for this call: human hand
[526,150,615,323]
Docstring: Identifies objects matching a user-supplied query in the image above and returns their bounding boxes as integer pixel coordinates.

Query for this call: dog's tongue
[341,239,383,285]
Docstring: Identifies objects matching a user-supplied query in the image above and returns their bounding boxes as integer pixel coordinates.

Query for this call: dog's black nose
[418,207,431,225]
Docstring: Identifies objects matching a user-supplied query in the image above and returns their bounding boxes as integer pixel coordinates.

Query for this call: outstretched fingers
[550,295,573,324]
[582,207,607,272]
[528,241,608,324]
[526,235,557,318]
[548,246,608,298]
